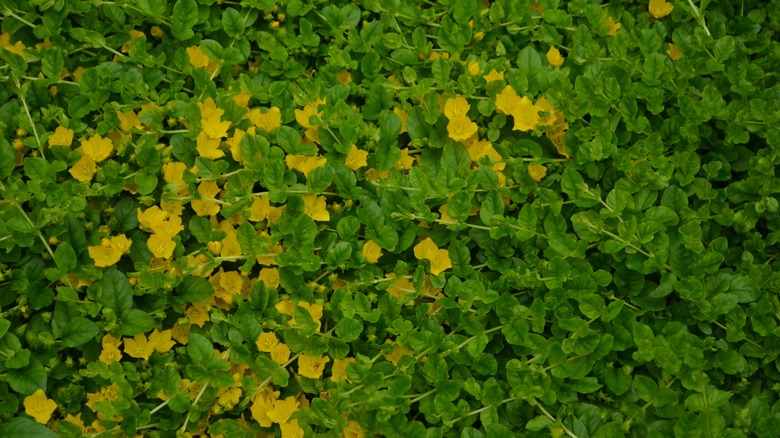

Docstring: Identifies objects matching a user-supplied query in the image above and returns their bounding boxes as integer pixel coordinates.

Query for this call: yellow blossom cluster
[70,133,115,182]
[413,237,452,276]
[494,86,569,157]
[196,97,231,159]
[138,204,184,259]
[187,45,220,74]
[88,234,132,267]
[295,97,326,143]
[444,97,479,142]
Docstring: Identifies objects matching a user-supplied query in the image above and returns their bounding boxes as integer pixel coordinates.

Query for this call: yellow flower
[298,354,330,379]
[148,329,175,353]
[345,144,368,170]
[447,116,478,142]
[70,153,97,182]
[121,30,145,53]
[343,420,365,438]
[667,43,683,61]
[99,344,122,364]
[413,237,452,276]
[151,216,184,239]
[467,61,480,76]
[276,300,295,317]
[138,206,167,232]
[201,115,230,141]
[483,69,505,83]
[465,136,502,165]
[546,47,564,67]
[248,194,271,222]
[187,46,210,68]
[495,85,521,115]
[217,386,242,410]
[117,110,141,132]
[295,98,326,128]
[171,321,191,344]
[258,267,280,289]
[444,97,470,120]
[331,357,356,382]
[196,132,223,160]
[247,107,282,132]
[162,162,187,185]
[294,302,323,331]
[362,240,382,264]
[534,97,557,126]
[606,16,621,36]
[256,332,279,352]
[251,389,279,427]
[147,233,176,259]
[396,148,415,170]
[386,273,415,299]
[110,234,132,254]
[384,343,415,366]
[233,91,252,108]
[649,0,673,19]
[62,413,85,431]
[185,302,210,327]
[511,96,540,132]
[393,107,408,133]
[281,419,305,438]
[124,333,155,360]
[267,396,299,424]
[49,126,74,147]
[102,334,122,349]
[364,168,389,181]
[150,26,164,38]
[270,342,291,364]
[304,195,330,222]
[24,389,57,424]
[191,181,222,217]
[198,97,222,120]
[88,238,123,267]
[337,70,352,85]
[528,164,548,182]
[80,134,113,163]
[286,154,327,176]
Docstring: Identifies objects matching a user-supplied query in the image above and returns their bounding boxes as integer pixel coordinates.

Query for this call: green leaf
[335,318,362,342]
[200,39,224,61]
[222,8,245,37]
[0,418,58,438]
[113,197,139,232]
[438,16,470,53]
[0,318,10,339]
[294,214,318,245]
[100,269,133,317]
[307,165,334,193]
[325,241,352,267]
[171,0,198,40]
[452,0,478,24]
[361,50,381,78]
[117,309,155,336]
[59,317,99,348]
[53,241,77,273]
[188,333,214,365]
[41,48,64,79]
[405,106,428,141]
[275,126,304,154]
[175,276,215,303]
[7,359,47,395]
[0,138,15,178]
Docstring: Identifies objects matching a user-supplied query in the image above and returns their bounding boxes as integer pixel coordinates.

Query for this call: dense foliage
[1,0,780,436]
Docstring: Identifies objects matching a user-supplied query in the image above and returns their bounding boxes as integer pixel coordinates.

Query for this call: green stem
[180,380,210,433]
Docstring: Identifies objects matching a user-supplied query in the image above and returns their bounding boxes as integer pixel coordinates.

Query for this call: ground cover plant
[1,0,780,436]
